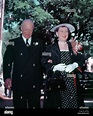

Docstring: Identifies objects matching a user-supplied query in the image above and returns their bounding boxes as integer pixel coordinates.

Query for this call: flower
[33,42,39,46]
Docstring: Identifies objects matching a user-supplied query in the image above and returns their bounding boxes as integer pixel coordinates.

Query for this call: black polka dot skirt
[60,51,78,108]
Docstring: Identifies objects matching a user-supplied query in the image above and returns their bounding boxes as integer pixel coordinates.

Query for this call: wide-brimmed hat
[50,23,75,33]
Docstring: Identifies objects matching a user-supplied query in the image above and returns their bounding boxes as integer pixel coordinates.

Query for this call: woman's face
[56,26,69,41]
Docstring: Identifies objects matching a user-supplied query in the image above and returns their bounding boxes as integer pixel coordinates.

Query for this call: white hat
[50,23,75,33]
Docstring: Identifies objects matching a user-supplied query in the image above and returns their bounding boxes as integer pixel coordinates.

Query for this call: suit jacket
[3,35,45,94]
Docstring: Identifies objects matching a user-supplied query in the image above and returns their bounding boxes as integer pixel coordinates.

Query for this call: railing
[79,72,93,108]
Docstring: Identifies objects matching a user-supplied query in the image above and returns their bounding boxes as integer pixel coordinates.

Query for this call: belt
[67,74,76,87]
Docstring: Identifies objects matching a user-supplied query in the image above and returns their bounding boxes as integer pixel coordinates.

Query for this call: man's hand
[4,78,12,90]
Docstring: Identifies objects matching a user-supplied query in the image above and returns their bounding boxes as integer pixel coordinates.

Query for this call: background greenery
[2,0,93,56]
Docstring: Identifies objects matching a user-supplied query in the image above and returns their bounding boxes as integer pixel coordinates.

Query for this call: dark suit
[3,35,45,108]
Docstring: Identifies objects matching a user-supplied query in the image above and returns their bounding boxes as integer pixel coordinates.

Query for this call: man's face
[21,21,34,39]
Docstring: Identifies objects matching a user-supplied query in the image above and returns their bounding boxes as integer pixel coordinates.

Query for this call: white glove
[65,62,78,73]
[53,63,66,72]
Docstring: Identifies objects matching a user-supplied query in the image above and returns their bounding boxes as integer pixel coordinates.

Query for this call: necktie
[26,39,29,47]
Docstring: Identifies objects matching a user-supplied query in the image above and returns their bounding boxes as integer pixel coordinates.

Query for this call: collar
[22,35,32,45]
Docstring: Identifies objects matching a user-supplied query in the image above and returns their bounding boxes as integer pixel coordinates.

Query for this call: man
[3,19,45,108]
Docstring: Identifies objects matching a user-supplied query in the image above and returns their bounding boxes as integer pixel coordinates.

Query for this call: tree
[3,0,93,46]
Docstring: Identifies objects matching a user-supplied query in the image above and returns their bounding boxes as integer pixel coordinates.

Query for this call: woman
[41,23,85,109]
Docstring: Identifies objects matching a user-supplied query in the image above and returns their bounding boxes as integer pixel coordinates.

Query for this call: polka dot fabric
[60,51,78,108]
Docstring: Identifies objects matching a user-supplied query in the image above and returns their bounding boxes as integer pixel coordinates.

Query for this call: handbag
[46,71,67,91]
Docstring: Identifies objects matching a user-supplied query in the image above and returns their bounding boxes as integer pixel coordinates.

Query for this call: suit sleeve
[3,41,14,81]
[41,45,54,74]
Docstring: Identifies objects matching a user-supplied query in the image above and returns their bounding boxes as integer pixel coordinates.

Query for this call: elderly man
[3,19,45,108]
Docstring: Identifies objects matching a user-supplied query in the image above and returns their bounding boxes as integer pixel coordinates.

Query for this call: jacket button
[8,64,10,66]
[58,107,60,109]
[33,64,35,66]
[33,85,35,88]
[45,96,48,99]
[58,85,60,88]
[20,74,23,77]
[20,53,23,55]
[20,96,23,99]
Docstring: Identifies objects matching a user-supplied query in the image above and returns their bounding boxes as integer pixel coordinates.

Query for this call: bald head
[21,19,34,28]
[21,19,34,38]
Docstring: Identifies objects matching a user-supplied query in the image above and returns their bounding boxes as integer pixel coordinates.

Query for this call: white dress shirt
[22,35,31,46]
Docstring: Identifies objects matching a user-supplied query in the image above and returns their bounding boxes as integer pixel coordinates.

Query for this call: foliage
[3,0,93,42]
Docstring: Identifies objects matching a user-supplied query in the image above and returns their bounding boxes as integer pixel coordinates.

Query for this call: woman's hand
[53,63,66,72]
[70,38,83,55]
[65,62,78,73]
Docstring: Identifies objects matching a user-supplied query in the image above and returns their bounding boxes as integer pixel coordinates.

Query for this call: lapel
[54,42,61,56]
[19,36,27,48]
[53,42,61,62]
[53,41,73,63]
[19,36,34,54]
[28,38,38,56]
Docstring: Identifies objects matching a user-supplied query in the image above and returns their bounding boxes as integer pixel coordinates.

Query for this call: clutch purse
[46,74,67,92]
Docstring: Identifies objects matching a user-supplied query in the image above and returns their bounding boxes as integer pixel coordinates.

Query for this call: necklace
[58,41,67,45]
